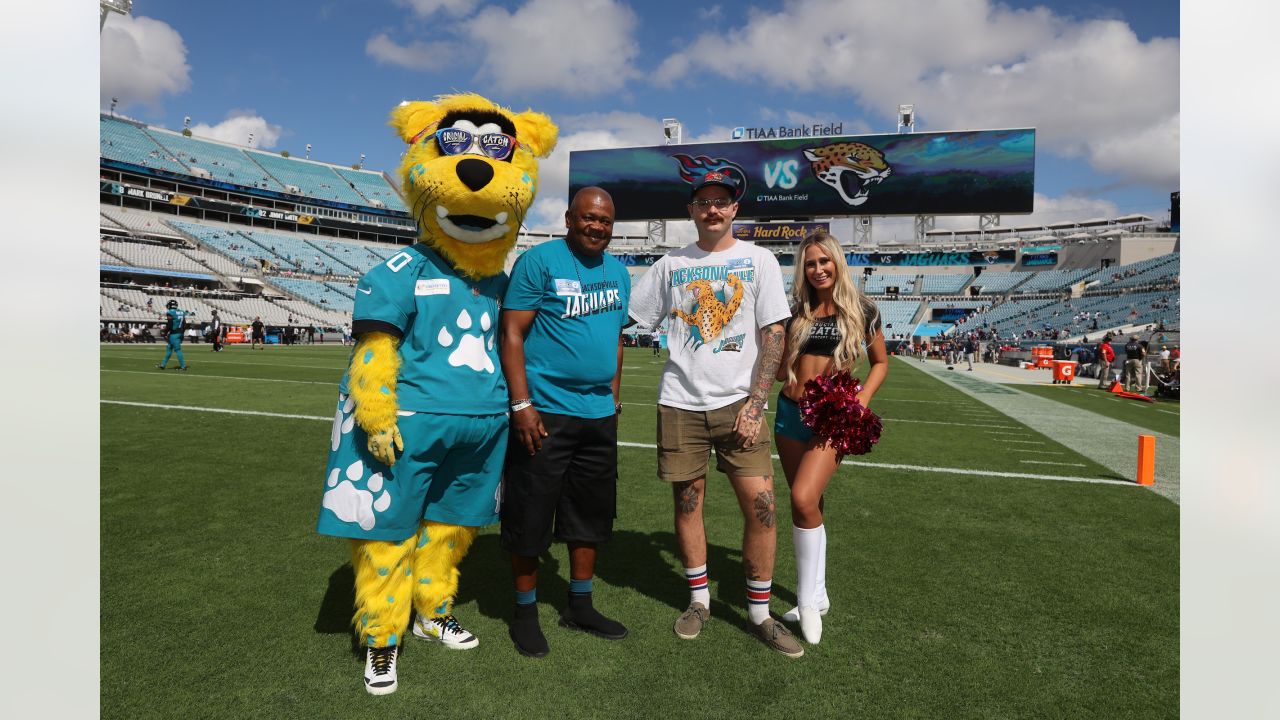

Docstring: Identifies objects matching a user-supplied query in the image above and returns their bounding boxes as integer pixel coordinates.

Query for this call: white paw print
[322,458,392,531]
[323,393,395,531]
[436,308,495,373]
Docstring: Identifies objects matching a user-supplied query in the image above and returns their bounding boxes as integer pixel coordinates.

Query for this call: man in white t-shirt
[629,171,802,658]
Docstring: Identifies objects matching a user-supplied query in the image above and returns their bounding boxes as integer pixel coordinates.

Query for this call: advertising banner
[846,249,1016,267]
[1021,251,1059,267]
[570,128,1034,221]
[732,222,829,243]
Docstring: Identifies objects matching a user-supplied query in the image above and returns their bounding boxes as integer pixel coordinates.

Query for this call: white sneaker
[363,645,398,695]
[412,613,479,650]
[799,606,823,644]
[781,599,829,623]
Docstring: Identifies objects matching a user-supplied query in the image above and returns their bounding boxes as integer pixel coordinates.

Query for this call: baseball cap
[689,170,739,199]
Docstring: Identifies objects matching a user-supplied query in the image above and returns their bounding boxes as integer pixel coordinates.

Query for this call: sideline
[100,400,1137,489]
[899,357,1180,503]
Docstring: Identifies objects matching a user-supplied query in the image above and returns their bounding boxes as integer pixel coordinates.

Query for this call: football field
[101,343,1178,718]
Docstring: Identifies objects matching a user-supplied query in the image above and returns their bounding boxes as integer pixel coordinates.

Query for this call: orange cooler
[1051,360,1078,383]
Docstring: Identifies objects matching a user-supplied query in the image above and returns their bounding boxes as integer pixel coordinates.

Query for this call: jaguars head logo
[803,141,891,207]
[389,93,558,279]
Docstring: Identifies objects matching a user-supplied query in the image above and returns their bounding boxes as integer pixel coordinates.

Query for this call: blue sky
[101,0,1179,240]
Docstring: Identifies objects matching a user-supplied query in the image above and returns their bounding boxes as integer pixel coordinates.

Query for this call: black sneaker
[156,365,165,370]
[509,603,549,658]
[363,645,398,695]
[560,595,628,640]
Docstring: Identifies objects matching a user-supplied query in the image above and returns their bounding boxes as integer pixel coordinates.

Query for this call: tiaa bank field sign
[732,123,844,140]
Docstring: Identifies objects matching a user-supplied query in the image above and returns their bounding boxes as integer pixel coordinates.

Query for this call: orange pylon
[1137,435,1155,486]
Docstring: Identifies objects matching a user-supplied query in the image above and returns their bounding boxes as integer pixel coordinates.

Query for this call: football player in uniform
[156,299,188,370]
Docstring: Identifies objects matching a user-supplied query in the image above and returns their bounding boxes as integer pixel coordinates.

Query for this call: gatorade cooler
[1051,360,1078,384]
[1032,346,1055,368]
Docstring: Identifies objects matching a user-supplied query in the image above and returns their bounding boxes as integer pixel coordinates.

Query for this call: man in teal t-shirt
[156,299,188,370]
[498,187,631,657]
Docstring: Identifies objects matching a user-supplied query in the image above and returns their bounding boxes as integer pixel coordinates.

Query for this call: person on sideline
[156,299,189,370]
[773,231,888,644]
[628,171,802,658]
[499,187,631,657]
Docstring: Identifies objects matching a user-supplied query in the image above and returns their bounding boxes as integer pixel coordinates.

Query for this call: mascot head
[390,93,558,279]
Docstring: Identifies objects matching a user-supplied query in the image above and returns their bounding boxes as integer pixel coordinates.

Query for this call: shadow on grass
[315,529,799,644]
[314,562,362,657]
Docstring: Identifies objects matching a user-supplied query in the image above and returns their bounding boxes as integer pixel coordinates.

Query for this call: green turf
[101,344,1178,718]
[1010,383,1180,437]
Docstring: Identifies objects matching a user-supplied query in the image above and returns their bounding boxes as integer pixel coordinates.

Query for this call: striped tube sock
[515,588,536,606]
[746,579,772,625]
[684,565,710,607]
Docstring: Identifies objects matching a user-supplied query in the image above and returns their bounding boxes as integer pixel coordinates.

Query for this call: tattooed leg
[730,474,777,584]
[672,478,707,568]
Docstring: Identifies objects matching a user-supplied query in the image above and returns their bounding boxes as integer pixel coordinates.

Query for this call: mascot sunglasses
[410,123,525,161]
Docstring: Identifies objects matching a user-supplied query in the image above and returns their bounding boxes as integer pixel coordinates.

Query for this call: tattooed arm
[733,322,785,448]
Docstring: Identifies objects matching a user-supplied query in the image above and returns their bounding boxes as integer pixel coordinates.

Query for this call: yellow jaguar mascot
[316,92,557,695]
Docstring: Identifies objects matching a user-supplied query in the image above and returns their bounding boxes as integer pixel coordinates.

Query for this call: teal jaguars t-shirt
[340,243,508,415]
[503,239,631,419]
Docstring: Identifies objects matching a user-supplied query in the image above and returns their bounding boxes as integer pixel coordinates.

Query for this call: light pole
[358,154,366,169]
[305,144,312,160]
[110,97,117,117]
[248,132,255,148]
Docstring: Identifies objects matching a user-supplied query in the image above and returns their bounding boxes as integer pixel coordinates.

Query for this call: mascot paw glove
[367,424,404,466]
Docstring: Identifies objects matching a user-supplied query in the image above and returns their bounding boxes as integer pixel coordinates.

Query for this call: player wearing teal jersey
[156,299,188,370]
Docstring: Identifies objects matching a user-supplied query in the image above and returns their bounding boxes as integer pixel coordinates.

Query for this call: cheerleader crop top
[791,299,882,357]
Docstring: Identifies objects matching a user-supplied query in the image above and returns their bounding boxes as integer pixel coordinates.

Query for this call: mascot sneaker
[363,645,398,695]
[413,613,479,650]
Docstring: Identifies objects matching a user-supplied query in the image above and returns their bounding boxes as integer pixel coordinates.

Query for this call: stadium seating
[917,273,971,295]
[306,238,387,274]
[143,128,285,191]
[333,167,410,212]
[863,274,917,294]
[101,207,182,237]
[238,229,335,274]
[100,238,212,275]
[968,271,1029,294]
[873,299,922,337]
[1013,267,1100,293]
[269,277,355,313]
[1102,253,1180,290]
[100,116,190,175]
[167,219,293,271]
[246,152,369,206]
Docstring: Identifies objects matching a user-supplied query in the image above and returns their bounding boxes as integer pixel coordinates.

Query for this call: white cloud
[463,0,640,94]
[523,112,662,231]
[365,33,457,70]
[190,110,286,150]
[394,0,478,17]
[654,0,1179,189]
[100,14,191,112]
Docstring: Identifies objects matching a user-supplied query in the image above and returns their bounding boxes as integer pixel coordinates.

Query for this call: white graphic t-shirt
[629,240,791,411]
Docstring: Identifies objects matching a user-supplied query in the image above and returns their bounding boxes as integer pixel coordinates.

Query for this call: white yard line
[100,400,1132,488]
[1011,448,1065,455]
[101,400,331,421]
[1020,460,1087,467]
[102,369,333,386]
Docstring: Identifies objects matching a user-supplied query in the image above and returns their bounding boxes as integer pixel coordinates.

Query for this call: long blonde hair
[784,231,871,385]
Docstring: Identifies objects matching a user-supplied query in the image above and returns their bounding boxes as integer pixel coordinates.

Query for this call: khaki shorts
[656,398,774,482]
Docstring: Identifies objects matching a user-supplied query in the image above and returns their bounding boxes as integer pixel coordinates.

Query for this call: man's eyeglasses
[688,197,735,209]
[430,127,520,160]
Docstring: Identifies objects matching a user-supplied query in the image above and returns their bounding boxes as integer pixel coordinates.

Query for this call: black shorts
[500,412,618,556]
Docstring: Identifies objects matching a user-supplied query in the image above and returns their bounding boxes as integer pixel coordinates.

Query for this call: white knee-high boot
[790,524,824,643]
[814,523,830,611]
